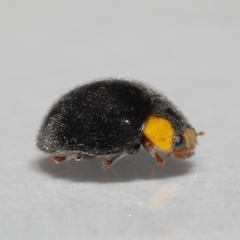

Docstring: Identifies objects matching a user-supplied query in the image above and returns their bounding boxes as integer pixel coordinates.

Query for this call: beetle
[36,78,202,168]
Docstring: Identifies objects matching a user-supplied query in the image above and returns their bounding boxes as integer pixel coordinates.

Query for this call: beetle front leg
[141,137,165,165]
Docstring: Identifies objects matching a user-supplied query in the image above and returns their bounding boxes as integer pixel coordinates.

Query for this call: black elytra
[36,78,191,159]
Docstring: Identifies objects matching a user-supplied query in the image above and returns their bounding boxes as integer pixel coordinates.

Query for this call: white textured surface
[1,1,240,239]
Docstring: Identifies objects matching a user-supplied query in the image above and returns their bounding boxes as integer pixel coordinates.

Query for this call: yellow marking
[143,116,175,152]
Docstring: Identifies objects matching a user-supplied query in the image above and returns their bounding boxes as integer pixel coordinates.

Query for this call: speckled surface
[1,1,240,239]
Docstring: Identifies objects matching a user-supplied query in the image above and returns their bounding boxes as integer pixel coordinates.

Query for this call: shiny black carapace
[36,78,202,168]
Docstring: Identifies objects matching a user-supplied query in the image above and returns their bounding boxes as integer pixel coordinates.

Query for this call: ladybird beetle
[36,78,202,168]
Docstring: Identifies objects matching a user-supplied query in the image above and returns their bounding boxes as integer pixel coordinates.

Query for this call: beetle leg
[102,144,141,168]
[102,154,125,169]
[141,137,165,165]
[52,156,66,163]
[52,153,83,163]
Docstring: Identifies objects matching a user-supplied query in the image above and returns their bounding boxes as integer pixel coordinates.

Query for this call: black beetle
[36,78,202,168]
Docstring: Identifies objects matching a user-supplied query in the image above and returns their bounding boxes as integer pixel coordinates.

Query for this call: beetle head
[172,128,198,159]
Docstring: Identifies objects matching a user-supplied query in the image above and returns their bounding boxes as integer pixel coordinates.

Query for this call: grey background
[1,1,240,239]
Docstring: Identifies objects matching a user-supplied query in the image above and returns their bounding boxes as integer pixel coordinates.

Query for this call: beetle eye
[174,135,186,151]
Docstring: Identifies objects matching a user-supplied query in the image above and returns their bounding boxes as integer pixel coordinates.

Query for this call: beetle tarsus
[102,155,123,169]
[102,144,141,168]
[155,153,165,165]
[52,156,66,163]
[103,159,113,169]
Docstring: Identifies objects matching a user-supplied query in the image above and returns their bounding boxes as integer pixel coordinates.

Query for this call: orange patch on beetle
[143,116,175,152]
